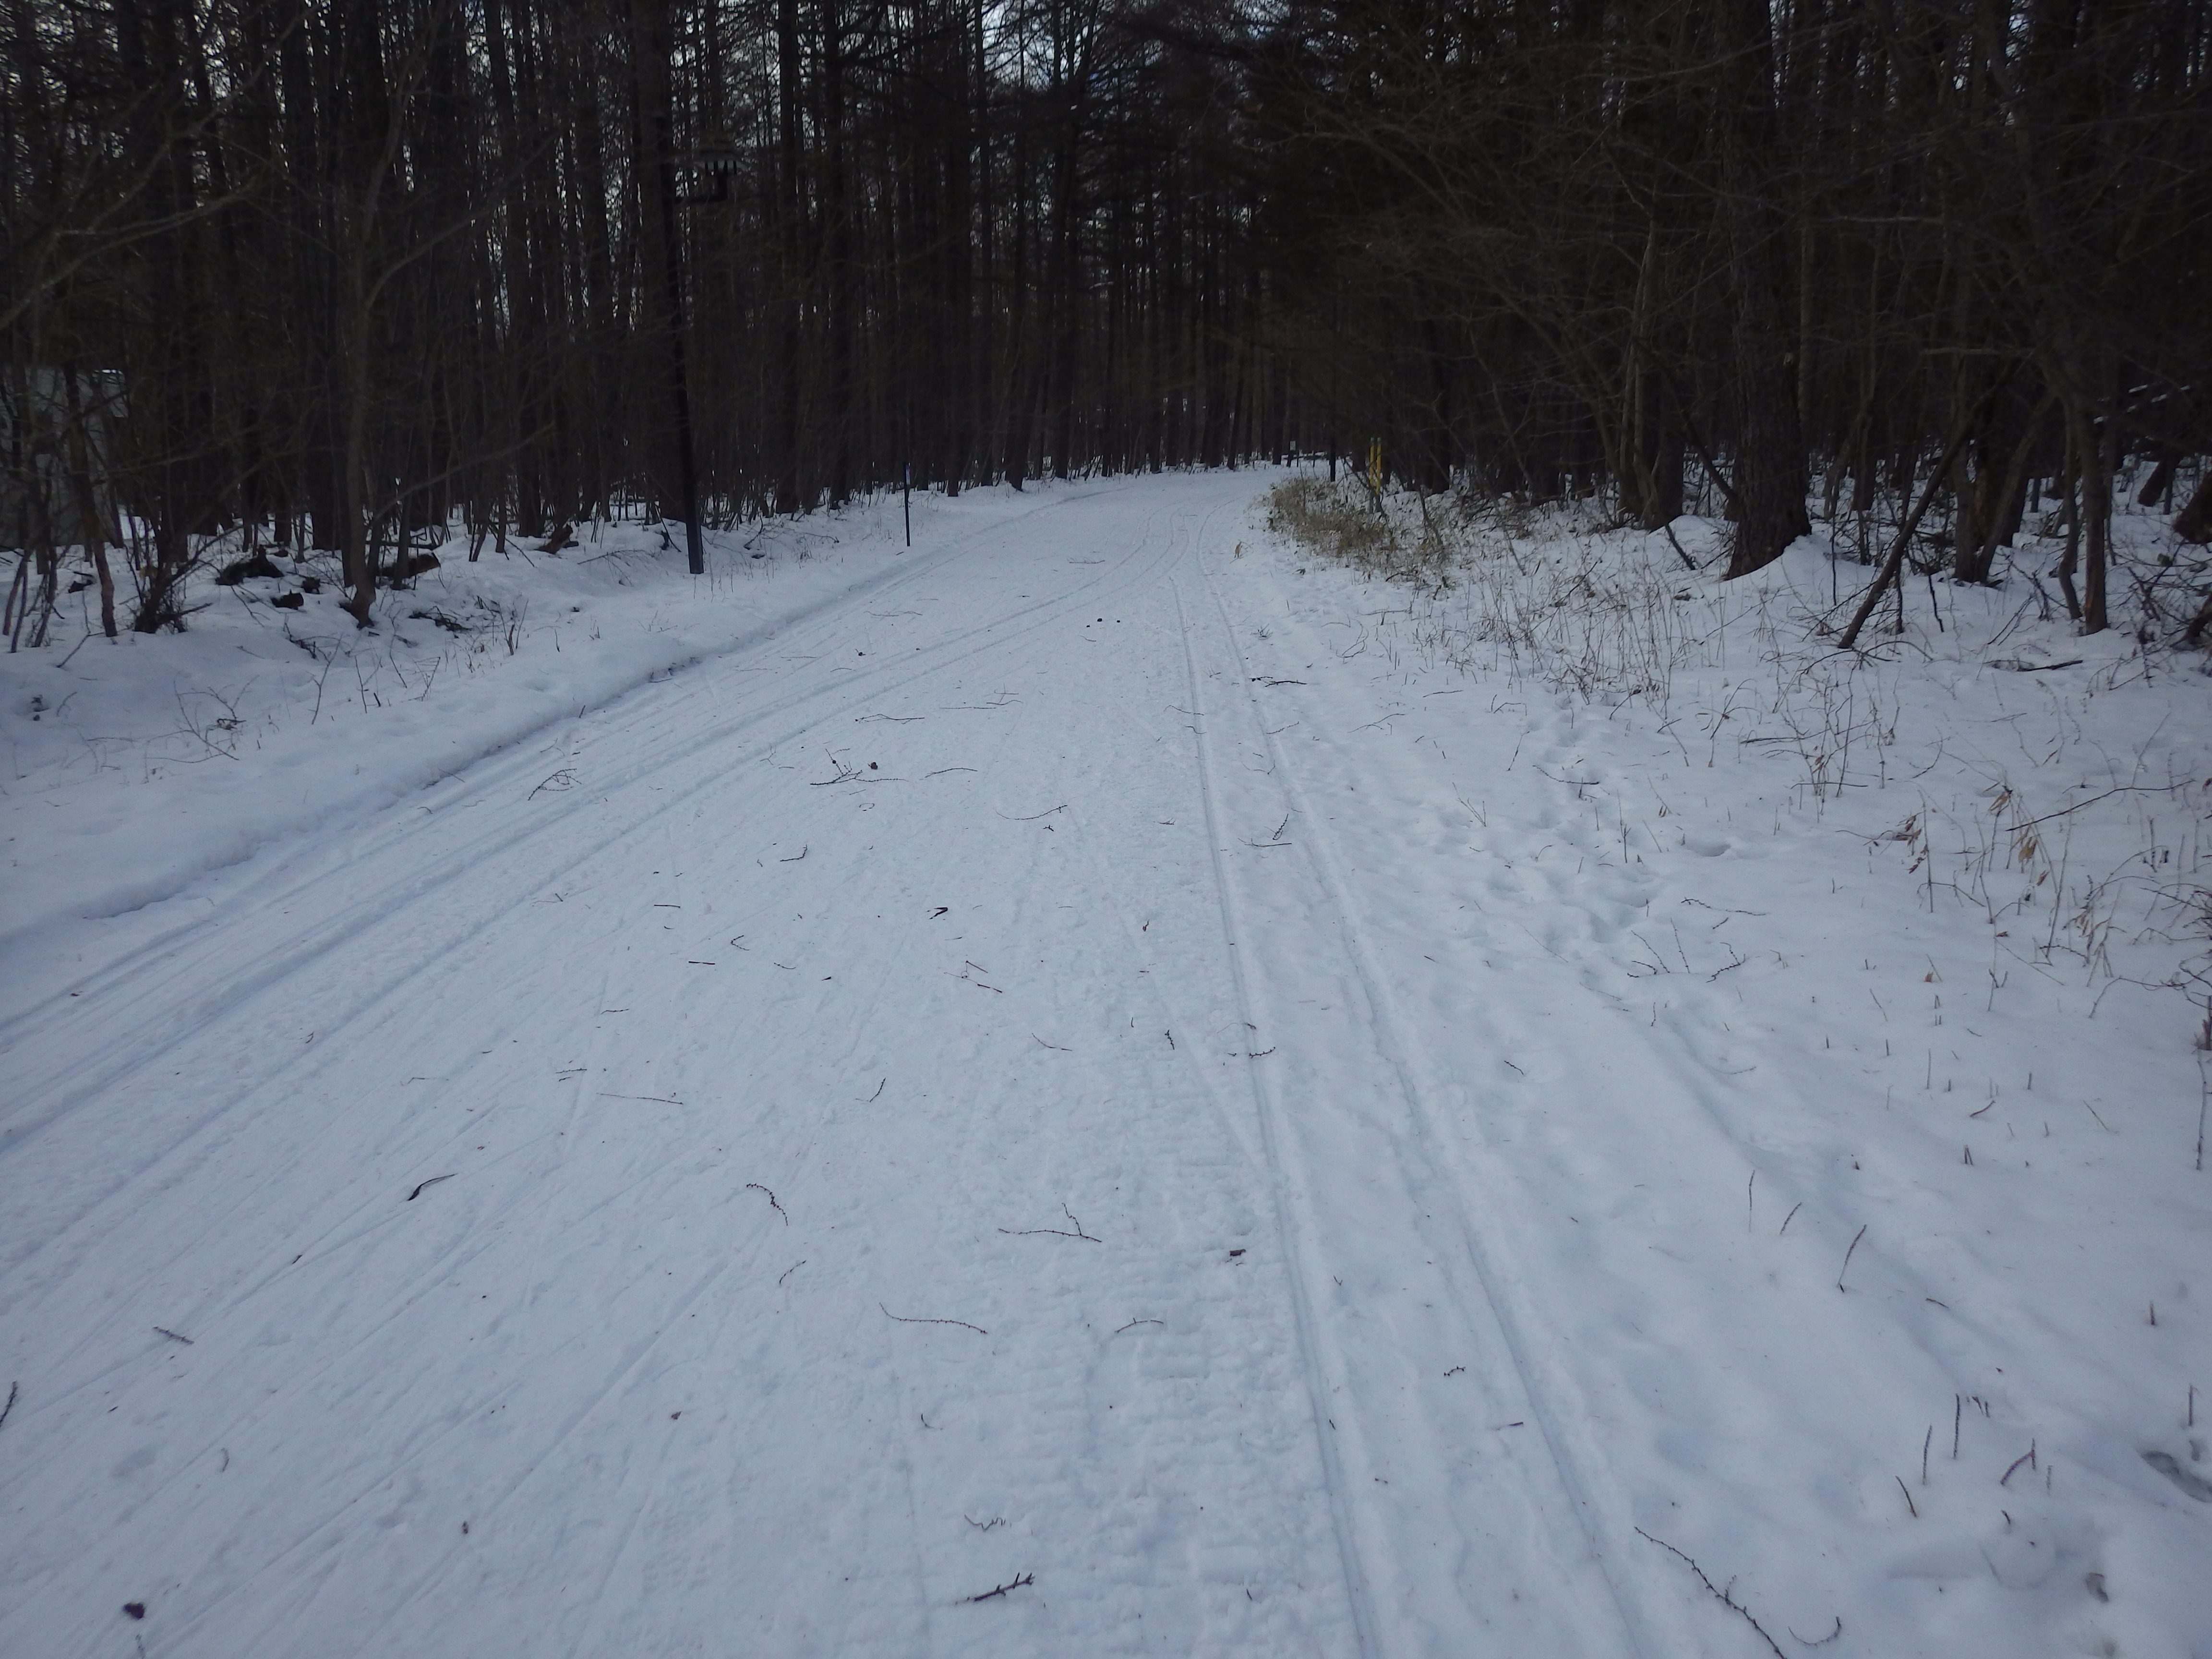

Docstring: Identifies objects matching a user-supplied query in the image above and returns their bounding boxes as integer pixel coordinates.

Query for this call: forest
[4,0,2210,636]
[8,9,2212,1653]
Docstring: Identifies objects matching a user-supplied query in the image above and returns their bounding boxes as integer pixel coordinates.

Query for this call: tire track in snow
[2,477,1303,1659]
[0,491,1196,1304]
[159,1252,740,1659]
[0,483,1183,1158]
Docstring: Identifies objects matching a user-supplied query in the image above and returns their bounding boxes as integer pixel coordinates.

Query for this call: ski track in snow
[0,471,2203,1659]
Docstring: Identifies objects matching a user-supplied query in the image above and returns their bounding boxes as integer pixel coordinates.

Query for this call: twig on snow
[1115,1318,1163,1335]
[882,1304,987,1334]
[997,803,1066,820]
[0,1380,15,1431]
[1788,1616,1844,1646]
[963,1573,1034,1603]
[746,1183,789,1224]
[153,1327,194,1346]
[1836,1224,1868,1292]
[2007,781,2190,833]
[1634,1529,1789,1659]
[809,749,899,786]
[528,769,579,799]
[1000,1204,1100,1243]
[407,1174,455,1201]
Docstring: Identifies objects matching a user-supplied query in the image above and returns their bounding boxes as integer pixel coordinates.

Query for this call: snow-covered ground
[1,470,2206,1659]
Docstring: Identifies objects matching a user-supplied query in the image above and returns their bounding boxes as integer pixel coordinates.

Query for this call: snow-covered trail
[7,470,2200,1659]
[0,473,1658,1659]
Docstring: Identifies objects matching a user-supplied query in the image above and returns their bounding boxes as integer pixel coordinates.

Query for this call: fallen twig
[528,769,579,799]
[2007,781,2191,833]
[882,1304,987,1335]
[997,803,1066,820]
[1838,397,1992,650]
[1114,1318,1162,1335]
[809,749,898,786]
[1634,1529,1788,1659]
[1836,1224,1868,1291]
[999,1204,1100,1243]
[0,1380,15,1431]
[153,1327,194,1346]
[746,1183,789,1225]
[963,1573,1034,1603]
[779,845,808,862]
[407,1174,455,1201]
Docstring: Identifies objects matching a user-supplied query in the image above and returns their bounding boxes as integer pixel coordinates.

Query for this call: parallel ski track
[1183,542,1658,1658]
[1169,521,1382,1659]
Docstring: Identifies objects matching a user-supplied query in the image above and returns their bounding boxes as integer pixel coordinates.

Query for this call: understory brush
[1266,472,2212,1038]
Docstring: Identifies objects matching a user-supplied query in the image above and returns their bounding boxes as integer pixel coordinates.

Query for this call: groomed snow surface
[2,471,2206,1659]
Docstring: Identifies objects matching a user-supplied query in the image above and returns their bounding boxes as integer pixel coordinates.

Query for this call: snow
[1,471,2206,1659]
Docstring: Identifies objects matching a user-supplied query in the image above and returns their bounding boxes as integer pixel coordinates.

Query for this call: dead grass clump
[1266,477,1440,581]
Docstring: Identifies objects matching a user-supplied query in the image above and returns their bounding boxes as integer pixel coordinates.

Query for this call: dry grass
[1261,470,2212,1018]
